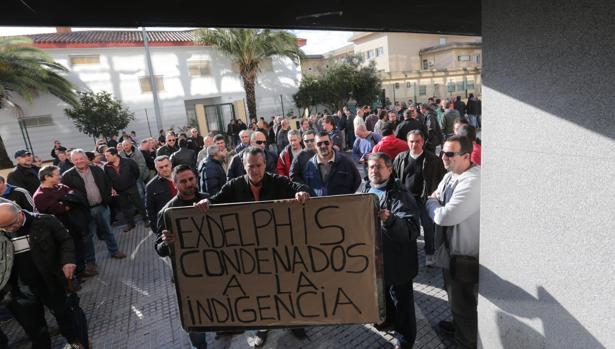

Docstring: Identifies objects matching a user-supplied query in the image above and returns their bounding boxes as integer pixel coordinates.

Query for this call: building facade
[0,29,304,161]
[302,32,481,105]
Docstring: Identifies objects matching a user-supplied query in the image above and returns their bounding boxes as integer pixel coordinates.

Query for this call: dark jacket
[302,151,361,197]
[211,172,308,204]
[289,149,316,185]
[12,213,76,295]
[393,150,446,200]
[141,149,156,171]
[1,184,35,212]
[227,148,277,180]
[58,160,74,175]
[103,158,140,193]
[145,175,174,229]
[61,165,113,206]
[276,128,289,152]
[154,192,209,257]
[7,165,40,195]
[198,156,226,196]
[156,144,179,157]
[170,147,197,169]
[395,118,427,142]
[422,111,444,153]
[362,179,420,285]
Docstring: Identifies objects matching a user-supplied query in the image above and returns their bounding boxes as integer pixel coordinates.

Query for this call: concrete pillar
[479,0,615,348]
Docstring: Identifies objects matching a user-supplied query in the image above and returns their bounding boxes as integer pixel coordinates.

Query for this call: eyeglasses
[254,140,267,145]
[303,139,315,143]
[167,139,177,142]
[441,151,467,158]
[316,141,330,147]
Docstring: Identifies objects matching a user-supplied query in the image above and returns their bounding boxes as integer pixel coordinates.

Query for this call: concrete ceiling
[1,0,481,36]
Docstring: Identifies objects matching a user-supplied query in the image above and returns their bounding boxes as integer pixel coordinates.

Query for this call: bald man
[0,202,85,348]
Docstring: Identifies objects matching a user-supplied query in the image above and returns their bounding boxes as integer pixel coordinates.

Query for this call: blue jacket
[302,151,361,197]
[352,132,381,162]
[198,156,227,196]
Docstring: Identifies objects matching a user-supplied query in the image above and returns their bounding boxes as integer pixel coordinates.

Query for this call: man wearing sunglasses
[302,132,361,197]
[0,202,85,348]
[425,135,481,349]
[289,130,317,185]
[7,150,41,196]
[226,131,277,180]
[156,132,180,158]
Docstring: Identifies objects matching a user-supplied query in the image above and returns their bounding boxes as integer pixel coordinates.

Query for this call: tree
[0,36,77,168]
[194,28,304,121]
[293,54,382,114]
[65,91,134,138]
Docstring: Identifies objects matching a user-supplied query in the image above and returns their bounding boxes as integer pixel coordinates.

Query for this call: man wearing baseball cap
[7,150,41,195]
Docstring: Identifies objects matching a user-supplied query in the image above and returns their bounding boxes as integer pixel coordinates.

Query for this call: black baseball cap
[14,149,31,159]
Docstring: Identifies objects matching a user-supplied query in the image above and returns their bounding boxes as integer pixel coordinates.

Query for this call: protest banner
[164,194,385,331]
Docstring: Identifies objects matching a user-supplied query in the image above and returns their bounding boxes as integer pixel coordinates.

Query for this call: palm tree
[0,36,77,168]
[194,28,304,121]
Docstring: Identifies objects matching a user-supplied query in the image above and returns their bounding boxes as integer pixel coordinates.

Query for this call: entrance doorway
[204,103,235,134]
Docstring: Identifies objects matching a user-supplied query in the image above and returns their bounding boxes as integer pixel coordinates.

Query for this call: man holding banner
[363,152,421,349]
[161,147,311,347]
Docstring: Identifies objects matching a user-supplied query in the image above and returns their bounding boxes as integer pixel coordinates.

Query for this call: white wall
[0,45,301,162]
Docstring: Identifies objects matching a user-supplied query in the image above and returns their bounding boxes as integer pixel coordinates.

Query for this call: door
[202,103,236,135]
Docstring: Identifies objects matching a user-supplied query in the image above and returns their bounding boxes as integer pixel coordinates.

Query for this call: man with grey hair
[276,118,291,152]
[62,149,126,276]
[197,145,227,195]
[120,139,149,198]
[276,129,303,177]
[145,155,176,229]
[227,131,277,180]
[235,129,252,153]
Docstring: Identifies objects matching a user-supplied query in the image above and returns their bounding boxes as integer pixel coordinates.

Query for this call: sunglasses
[254,140,267,145]
[316,141,330,147]
[441,151,467,158]
[303,139,315,143]
[168,139,177,142]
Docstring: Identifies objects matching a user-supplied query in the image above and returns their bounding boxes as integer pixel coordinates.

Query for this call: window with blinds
[188,60,211,76]
[139,76,165,93]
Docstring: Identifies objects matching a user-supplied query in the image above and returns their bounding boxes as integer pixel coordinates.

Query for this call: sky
[0,27,353,55]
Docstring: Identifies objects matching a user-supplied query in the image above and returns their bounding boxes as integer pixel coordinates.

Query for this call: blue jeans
[84,205,119,262]
[467,114,478,128]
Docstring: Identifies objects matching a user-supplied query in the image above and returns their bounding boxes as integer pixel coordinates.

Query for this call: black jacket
[103,158,140,193]
[2,184,34,212]
[211,172,308,204]
[145,175,174,227]
[10,213,76,295]
[154,192,209,257]
[170,147,197,169]
[227,148,277,180]
[392,150,446,200]
[198,157,226,196]
[156,144,179,157]
[289,149,316,185]
[395,118,427,142]
[61,165,113,206]
[7,165,40,195]
[362,179,420,285]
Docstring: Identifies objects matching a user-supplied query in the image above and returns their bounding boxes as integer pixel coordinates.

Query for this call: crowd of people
[0,93,481,349]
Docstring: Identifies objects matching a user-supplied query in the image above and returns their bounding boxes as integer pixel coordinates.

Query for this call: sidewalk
[1,222,455,348]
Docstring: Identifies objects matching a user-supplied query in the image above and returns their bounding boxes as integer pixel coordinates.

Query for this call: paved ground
[1,220,456,349]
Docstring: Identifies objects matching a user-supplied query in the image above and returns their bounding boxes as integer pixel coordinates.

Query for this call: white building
[0,29,305,161]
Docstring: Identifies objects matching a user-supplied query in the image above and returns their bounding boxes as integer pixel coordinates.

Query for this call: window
[457,81,465,91]
[422,59,429,70]
[448,82,456,92]
[394,82,400,89]
[458,55,472,61]
[476,55,481,64]
[187,60,211,76]
[375,47,384,57]
[419,85,427,96]
[139,76,165,93]
[21,115,54,128]
[466,80,475,89]
[69,55,100,66]
[367,50,375,59]
[406,82,412,88]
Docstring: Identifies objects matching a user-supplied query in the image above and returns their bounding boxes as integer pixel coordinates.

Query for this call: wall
[479,0,615,348]
[0,45,301,161]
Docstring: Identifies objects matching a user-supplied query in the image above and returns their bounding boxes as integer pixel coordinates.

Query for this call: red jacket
[276,145,296,177]
[372,135,409,160]
[471,143,481,165]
